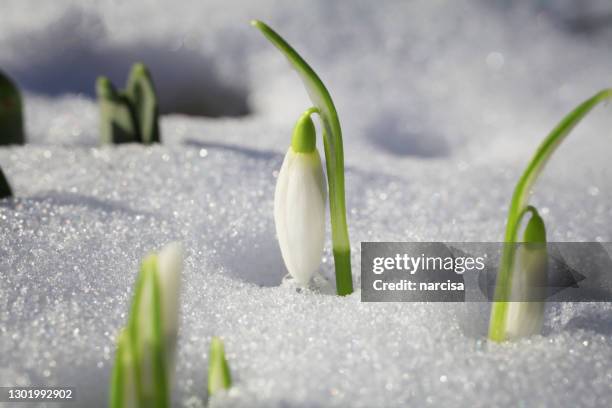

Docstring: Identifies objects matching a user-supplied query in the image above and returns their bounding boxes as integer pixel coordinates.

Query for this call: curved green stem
[489,88,612,342]
[252,20,353,295]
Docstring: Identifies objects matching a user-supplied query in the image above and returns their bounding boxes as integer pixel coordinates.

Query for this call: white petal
[505,245,547,339]
[156,242,184,387]
[274,148,327,285]
[156,241,183,338]
[274,150,294,278]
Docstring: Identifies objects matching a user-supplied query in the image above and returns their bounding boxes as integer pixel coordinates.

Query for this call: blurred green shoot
[109,243,183,408]
[0,165,12,198]
[0,69,25,145]
[97,63,160,145]
[208,337,232,397]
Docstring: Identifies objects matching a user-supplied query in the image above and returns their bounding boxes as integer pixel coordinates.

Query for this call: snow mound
[1,143,611,407]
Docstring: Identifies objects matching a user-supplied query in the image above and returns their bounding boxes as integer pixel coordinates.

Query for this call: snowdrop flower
[504,208,547,340]
[274,111,327,286]
[253,20,354,295]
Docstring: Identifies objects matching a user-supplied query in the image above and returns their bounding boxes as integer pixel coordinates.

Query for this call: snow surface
[1,0,612,407]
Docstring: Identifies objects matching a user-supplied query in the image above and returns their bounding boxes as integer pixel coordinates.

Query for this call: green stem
[488,88,612,342]
[252,20,353,295]
[150,262,169,408]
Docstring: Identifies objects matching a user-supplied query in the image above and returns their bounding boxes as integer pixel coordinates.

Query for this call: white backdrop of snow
[1,1,612,407]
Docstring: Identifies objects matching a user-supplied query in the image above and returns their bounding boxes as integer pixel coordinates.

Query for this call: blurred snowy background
[1,0,612,407]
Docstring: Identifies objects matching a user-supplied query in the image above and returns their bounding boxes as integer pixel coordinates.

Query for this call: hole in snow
[218,230,287,288]
[3,9,250,118]
[367,112,450,158]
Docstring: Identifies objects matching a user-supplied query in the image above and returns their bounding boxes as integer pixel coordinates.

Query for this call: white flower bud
[156,242,183,344]
[274,113,327,286]
[504,209,547,340]
[156,241,183,377]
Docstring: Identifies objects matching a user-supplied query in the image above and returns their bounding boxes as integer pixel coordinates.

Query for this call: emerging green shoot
[488,89,612,342]
[97,78,139,145]
[109,242,183,408]
[207,337,232,397]
[97,63,160,145]
[126,63,161,144]
[252,20,353,296]
[0,165,12,198]
[0,69,25,145]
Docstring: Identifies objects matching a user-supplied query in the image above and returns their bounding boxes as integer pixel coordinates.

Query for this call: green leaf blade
[126,63,161,145]
[97,77,140,145]
[0,166,12,198]
[208,337,232,397]
[0,69,25,145]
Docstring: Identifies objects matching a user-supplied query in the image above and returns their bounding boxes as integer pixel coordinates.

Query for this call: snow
[1,1,612,407]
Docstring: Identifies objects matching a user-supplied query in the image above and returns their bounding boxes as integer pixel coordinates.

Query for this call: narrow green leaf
[208,337,232,396]
[149,261,170,408]
[126,63,161,144]
[0,166,12,198]
[252,20,353,295]
[489,89,612,342]
[97,77,140,145]
[109,329,137,408]
[0,69,25,145]
[110,250,177,407]
[127,254,155,406]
